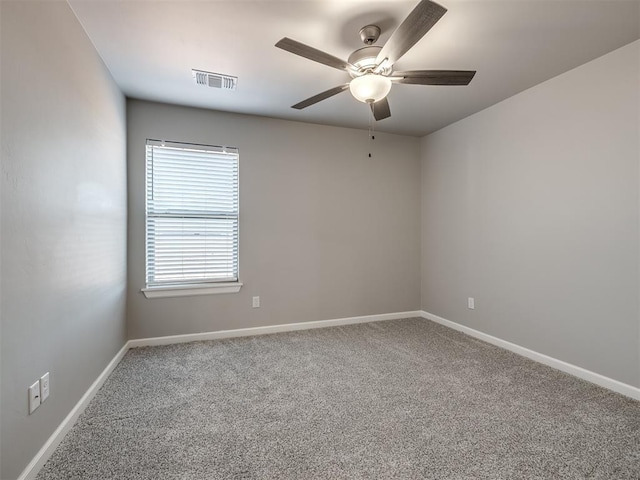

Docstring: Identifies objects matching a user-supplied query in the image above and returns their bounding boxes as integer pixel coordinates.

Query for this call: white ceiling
[69,0,639,137]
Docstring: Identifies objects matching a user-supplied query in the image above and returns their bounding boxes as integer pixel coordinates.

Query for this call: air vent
[192,69,237,90]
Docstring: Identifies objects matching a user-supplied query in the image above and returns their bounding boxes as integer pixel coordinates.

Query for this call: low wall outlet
[29,381,41,414]
[40,372,50,402]
[468,297,475,310]
[252,296,260,308]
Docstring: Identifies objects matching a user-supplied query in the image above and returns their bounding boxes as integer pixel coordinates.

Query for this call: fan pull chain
[368,102,375,158]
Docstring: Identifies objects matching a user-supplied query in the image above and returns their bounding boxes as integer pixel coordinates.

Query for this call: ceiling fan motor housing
[347,46,391,77]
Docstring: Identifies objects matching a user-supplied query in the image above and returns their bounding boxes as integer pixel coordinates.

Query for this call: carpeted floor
[37,318,640,479]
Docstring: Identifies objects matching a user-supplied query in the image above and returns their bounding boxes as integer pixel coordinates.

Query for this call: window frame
[141,139,242,298]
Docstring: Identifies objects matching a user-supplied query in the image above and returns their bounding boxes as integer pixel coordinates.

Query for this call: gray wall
[420,40,640,387]
[0,2,128,478]
[127,100,421,339]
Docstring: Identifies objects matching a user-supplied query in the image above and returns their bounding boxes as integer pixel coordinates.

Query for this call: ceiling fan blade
[393,70,476,85]
[375,0,447,67]
[292,84,350,109]
[371,97,391,121]
[276,37,351,72]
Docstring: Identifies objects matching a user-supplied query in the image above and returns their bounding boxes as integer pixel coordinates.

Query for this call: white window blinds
[145,140,239,287]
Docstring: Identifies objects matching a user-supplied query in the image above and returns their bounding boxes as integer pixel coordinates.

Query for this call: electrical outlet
[40,372,50,402]
[252,296,260,308]
[29,381,41,414]
[468,297,475,310]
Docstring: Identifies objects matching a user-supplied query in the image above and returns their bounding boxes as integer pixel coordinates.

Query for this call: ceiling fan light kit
[349,74,392,104]
[275,0,476,122]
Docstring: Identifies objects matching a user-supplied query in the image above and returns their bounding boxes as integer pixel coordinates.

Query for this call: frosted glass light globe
[349,74,392,103]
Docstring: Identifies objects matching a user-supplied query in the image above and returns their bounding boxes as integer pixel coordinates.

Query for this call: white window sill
[142,282,243,299]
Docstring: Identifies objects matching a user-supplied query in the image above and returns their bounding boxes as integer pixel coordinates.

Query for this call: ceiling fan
[275,0,475,121]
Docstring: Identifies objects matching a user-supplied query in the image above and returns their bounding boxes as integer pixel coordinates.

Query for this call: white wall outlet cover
[40,372,50,402]
[252,296,260,308]
[29,381,41,414]
[468,297,475,310]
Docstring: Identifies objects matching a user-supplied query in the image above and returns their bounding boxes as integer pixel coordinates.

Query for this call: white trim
[17,343,130,480]
[142,282,243,298]
[128,311,423,347]
[420,310,640,401]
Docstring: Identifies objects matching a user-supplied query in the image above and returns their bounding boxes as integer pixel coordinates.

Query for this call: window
[143,139,240,298]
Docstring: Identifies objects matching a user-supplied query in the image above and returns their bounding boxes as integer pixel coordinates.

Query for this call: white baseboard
[17,343,130,480]
[420,310,640,401]
[128,311,423,348]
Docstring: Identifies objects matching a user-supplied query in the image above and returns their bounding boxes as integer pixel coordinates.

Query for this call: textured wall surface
[421,40,640,387]
[0,2,128,478]
[127,100,421,339]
